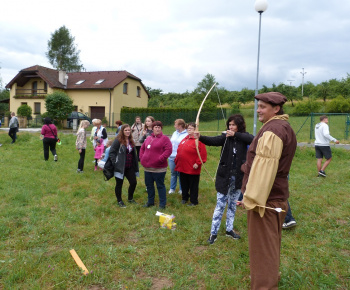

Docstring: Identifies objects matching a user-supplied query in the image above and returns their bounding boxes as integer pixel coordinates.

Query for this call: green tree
[195,73,218,93]
[45,91,74,125]
[17,104,32,118]
[0,88,10,115]
[46,26,84,72]
[314,81,331,102]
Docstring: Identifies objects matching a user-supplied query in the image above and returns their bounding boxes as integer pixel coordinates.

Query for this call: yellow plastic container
[158,212,176,229]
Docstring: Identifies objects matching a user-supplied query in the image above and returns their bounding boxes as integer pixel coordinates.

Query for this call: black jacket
[109,138,139,176]
[199,132,253,194]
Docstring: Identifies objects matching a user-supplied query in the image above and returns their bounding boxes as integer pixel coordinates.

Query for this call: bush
[293,100,322,116]
[101,116,108,126]
[325,96,350,113]
[17,104,32,118]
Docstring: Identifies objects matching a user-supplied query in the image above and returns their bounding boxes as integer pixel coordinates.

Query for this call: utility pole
[300,68,307,97]
[287,80,295,86]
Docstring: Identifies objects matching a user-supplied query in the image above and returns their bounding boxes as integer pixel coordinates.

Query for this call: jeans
[210,176,240,235]
[43,138,57,160]
[9,127,17,143]
[144,171,167,207]
[284,200,295,223]
[78,149,86,171]
[168,158,181,191]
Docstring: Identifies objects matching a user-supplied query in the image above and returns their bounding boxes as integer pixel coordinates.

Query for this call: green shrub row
[120,107,224,126]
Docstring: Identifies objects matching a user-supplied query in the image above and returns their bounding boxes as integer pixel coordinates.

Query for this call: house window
[75,80,85,85]
[44,82,48,93]
[34,102,41,114]
[95,79,105,84]
[21,102,27,105]
[73,106,78,111]
[137,86,141,98]
[32,81,38,96]
[123,83,128,94]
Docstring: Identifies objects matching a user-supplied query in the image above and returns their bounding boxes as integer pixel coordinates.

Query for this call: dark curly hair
[226,114,246,133]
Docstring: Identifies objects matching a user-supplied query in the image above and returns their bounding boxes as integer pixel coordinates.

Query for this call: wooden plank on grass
[69,249,89,275]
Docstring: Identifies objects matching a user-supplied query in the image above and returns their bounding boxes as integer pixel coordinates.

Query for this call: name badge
[147,145,151,149]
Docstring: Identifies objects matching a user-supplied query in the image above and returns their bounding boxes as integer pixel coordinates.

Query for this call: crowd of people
[4,92,343,289]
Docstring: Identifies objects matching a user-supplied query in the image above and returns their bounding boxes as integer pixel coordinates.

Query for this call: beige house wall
[67,89,110,116]
[112,78,148,115]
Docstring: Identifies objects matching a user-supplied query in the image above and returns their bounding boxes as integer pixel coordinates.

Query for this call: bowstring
[213,86,228,180]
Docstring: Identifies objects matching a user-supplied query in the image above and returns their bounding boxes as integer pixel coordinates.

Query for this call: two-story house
[6,65,149,126]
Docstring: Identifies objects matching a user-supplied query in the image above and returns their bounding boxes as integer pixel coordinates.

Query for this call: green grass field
[0,130,349,289]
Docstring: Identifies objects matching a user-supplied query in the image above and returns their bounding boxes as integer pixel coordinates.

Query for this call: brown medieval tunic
[241,115,297,290]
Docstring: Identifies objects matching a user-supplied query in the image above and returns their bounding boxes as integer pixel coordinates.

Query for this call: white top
[315,122,337,146]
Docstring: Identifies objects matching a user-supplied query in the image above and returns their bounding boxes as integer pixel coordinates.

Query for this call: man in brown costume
[241,92,297,289]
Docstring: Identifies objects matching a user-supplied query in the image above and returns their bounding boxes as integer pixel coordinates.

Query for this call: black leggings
[43,138,56,160]
[78,149,86,171]
[114,167,137,202]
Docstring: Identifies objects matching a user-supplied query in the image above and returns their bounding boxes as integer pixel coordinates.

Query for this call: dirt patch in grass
[88,285,106,290]
[152,277,173,289]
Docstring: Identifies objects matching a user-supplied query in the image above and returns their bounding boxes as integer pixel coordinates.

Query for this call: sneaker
[226,230,241,240]
[159,205,166,209]
[143,203,155,208]
[54,154,58,162]
[168,189,175,194]
[181,200,187,204]
[77,169,83,173]
[128,199,137,204]
[178,190,182,194]
[207,234,217,245]
[318,170,326,177]
[282,220,297,229]
[118,201,126,208]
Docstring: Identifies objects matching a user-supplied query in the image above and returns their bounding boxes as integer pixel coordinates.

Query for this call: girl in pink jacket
[94,139,104,171]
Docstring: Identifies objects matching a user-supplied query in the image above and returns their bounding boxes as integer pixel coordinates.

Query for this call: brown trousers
[247,200,288,290]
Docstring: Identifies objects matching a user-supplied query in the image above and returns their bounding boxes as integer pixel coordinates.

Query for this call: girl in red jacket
[175,122,207,206]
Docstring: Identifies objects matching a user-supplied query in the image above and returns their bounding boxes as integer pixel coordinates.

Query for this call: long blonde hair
[78,120,90,131]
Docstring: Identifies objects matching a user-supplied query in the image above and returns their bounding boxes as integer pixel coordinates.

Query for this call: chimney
[58,71,68,87]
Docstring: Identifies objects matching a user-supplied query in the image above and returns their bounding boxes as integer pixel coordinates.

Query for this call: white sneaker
[178,190,182,194]
[168,189,175,194]
[54,154,58,161]
[282,220,297,229]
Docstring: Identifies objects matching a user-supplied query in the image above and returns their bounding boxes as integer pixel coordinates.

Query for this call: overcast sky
[1,0,350,93]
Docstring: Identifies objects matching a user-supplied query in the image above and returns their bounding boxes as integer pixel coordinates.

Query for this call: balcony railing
[14,89,47,99]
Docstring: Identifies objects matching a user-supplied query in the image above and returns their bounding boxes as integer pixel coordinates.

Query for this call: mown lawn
[0,131,349,289]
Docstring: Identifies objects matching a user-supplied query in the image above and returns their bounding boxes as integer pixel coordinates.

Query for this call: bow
[195,83,217,182]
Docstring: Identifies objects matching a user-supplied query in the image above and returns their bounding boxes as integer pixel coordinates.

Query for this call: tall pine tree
[46,26,84,72]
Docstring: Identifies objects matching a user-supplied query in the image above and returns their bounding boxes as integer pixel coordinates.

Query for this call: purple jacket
[140,132,172,169]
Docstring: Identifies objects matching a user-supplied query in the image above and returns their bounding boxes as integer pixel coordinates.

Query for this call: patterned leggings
[210,177,241,235]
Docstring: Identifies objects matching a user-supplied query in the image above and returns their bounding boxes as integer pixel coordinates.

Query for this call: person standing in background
[41,117,58,161]
[8,112,19,144]
[168,119,188,194]
[131,116,144,161]
[314,115,339,177]
[76,120,90,173]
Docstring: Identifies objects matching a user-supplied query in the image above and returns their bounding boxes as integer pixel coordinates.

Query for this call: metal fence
[295,113,350,141]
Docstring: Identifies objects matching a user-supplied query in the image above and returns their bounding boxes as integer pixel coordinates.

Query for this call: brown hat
[255,92,287,106]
